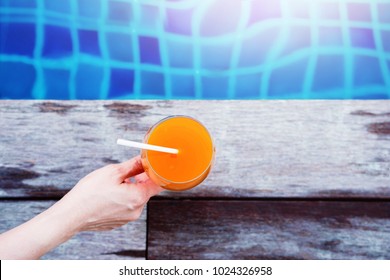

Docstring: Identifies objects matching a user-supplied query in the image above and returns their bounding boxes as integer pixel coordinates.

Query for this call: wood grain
[0,201,146,260]
[147,200,390,260]
[1,100,389,198]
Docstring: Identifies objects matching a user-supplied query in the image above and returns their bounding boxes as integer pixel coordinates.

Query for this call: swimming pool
[0,0,389,99]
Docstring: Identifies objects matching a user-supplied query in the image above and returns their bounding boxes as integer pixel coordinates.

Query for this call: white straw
[116,139,179,154]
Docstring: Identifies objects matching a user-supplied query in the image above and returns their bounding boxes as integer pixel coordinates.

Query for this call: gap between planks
[1,196,390,202]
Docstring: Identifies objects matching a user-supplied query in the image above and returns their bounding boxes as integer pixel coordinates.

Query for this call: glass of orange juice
[141,116,215,191]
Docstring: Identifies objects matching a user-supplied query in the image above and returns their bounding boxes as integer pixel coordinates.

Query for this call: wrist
[28,200,82,256]
[43,195,87,238]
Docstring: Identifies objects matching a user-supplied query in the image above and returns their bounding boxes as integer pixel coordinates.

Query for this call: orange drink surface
[141,116,214,191]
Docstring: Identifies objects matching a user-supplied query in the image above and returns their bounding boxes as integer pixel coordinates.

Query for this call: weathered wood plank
[147,200,390,260]
[1,100,389,198]
[0,201,146,260]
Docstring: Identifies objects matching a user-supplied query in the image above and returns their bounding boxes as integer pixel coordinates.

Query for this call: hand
[61,155,164,231]
[0,156,163,259]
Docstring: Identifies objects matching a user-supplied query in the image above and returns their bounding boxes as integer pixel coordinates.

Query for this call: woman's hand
[0,156,163,259]
[62,155,163,231]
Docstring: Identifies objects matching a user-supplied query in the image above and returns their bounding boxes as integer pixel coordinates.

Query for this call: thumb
[116,156,144,181]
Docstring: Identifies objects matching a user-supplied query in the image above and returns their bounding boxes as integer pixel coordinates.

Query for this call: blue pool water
[0,0,389,99]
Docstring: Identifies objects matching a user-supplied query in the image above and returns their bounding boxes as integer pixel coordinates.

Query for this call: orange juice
[141,116,214,191]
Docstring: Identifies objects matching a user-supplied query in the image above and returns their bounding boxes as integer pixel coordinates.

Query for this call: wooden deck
[0,100,389,259]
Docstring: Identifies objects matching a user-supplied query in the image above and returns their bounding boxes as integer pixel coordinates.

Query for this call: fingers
[134,172,149,184]
[116,156,144,181]
[134,173,165,197]
[122,172,164,200]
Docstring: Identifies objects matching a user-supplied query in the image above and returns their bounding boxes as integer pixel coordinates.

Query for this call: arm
[0,156,163,259]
